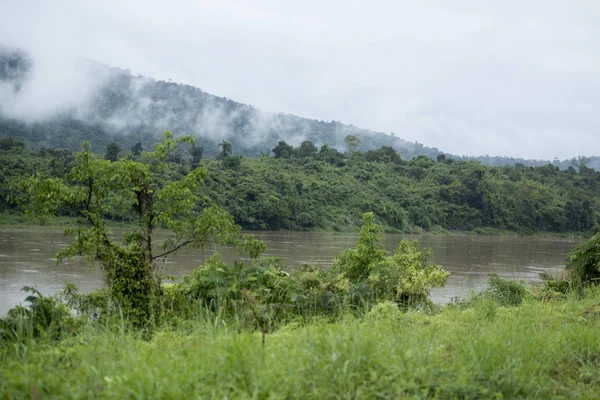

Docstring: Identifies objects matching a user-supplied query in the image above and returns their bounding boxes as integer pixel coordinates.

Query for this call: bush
[365,301,403,322]
[486,274,529,307]
[566,231,600,284]
[176,254,300,330]
[0,286,77,344]
[332,212,449,308]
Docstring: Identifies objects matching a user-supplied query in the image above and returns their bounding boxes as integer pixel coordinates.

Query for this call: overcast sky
[1,0,599,159]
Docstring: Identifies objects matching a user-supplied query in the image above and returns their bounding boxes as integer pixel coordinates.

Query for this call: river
[0,226,582,315]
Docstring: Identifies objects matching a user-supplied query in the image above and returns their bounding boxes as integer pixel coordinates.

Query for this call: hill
[0,45,599,170]
[0,46,441,158]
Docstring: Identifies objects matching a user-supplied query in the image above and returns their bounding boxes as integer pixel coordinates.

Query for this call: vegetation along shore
[1,132,599,398]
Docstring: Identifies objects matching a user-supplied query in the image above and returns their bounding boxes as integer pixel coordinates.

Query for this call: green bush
[566,231,600,284]
[486,274,530,307]
[332,212,449,308]
[0,287,76,345]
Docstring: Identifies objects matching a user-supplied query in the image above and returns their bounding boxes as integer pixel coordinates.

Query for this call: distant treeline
[2,136,598,234]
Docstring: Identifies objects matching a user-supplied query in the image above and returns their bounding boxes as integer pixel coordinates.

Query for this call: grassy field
[2,287,600,399]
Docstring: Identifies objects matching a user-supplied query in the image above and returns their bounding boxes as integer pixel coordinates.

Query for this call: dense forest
[1,46,599,234]
[2,136,598,234]
[2,45,599,170]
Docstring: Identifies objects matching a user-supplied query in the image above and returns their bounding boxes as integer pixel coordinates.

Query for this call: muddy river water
[0,226,581,314]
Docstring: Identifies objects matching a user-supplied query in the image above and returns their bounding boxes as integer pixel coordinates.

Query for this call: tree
[131,141,143,157]
[344,135,360,154]
[364,146,402,164]
[297,140,317,158]
[105,141,121,162]
[317,144,345,166]
[218,140,232,159]
[271,141,294,159]
[17,131,265,326]
[0,137,25,151]
[190,143,204,169]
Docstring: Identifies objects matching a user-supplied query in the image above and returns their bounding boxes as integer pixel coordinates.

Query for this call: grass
[2,288,600,399]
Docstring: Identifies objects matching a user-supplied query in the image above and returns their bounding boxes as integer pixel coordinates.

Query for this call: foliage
[49,212,447,332]
[272,140,295,158]
[3,286,600,398]
[0,286,75,344]
[13,132,265,326]
[2,136,599,234]
[130,141,143,157]
[484,274,530,307]
[333,212,386,281]
[0,136,25,151]
[176,255,298,335]
[217,140,232,159]
[199,149,599,234]
[344,134,361,154]
[189,142,203,168]
[332,212,449,308]
[566,230,600,284]
[171,213,449,328]
[104,141,121,162]
[537,273,576,302]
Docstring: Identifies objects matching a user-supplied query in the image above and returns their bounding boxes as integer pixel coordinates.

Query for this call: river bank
[2,286,599,398]
[0,212,589,239]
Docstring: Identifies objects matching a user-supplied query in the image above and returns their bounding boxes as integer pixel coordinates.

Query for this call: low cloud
[0,0,599,159]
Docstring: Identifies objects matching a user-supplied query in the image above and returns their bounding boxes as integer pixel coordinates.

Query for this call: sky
[1,0,599,159]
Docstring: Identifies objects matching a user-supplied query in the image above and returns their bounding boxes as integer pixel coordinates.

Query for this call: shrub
[332,212,449,308]
[486,274,529,307]
[176,254,300,330]
[566,231,600,284]
[365,301,403,322]
[0,286,76,344]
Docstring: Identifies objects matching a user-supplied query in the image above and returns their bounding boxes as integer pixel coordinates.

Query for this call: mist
[1,0,599,160]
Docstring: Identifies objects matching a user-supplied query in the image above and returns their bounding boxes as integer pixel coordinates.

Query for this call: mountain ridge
[0,46,598,170]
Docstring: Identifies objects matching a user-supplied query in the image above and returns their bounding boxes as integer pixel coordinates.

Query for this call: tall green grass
[2,287,600,399]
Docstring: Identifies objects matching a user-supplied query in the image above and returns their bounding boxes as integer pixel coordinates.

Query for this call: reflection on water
[0,226,582,314]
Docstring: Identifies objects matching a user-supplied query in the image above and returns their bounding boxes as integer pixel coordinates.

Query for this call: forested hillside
[1,46,598,170]
[2,137,598,234]
[0,46,441,159]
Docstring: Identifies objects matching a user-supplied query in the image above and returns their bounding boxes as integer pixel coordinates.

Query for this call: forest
[1,135,598,235]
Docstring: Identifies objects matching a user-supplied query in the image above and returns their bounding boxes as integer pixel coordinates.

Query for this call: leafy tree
[317,144,345,166]
[105,141,121,162]
[218,140,232,159]
[16,131,265,326]
[190,142,204,169]
[222,155,242,170]
[0,137,25,151]
[344,135,361,154]
[334,212,386,281]
[297,140,317,158]
[364,146,402,164]
[272,141,294,159]
[131,141,143,157]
